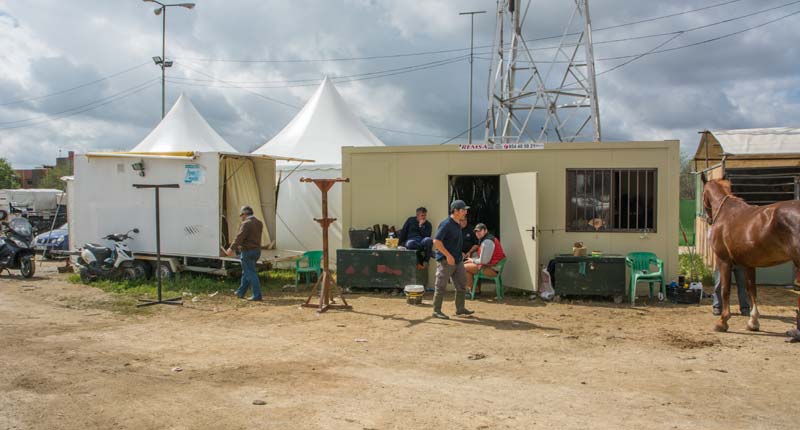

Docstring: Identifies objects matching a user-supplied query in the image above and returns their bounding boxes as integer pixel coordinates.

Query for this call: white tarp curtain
[222,157,273,250]
[251,77,384,164]
[711,127,800,155]
[276,164,342,255]
[130,93,238,153]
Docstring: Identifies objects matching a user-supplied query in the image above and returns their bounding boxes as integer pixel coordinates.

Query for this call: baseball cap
[474,223,487,231]
[450,200,470,211]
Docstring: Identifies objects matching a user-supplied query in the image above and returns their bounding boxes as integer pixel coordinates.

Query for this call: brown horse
[701,174,800,332]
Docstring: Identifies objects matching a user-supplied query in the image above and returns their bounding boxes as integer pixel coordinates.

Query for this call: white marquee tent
[130,93,238,153]
[252,77,385,253]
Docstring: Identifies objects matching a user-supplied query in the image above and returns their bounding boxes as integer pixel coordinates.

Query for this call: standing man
[712,265,751,316]
[399,207,433,269]
[431,200,474,319]
[226,205,264,301]
[464,223,506,295]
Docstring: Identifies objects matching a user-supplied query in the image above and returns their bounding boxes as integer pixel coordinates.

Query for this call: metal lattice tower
[484,0,601,143]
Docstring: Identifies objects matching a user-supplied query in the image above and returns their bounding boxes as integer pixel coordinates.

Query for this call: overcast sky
[1,0,798,168]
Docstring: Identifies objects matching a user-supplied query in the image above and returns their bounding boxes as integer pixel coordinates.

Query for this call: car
[34,223,69,257]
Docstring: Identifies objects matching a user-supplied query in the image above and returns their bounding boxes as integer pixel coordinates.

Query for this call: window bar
[615,170,622,229]
[592,169,597,222]
[626,170,631,230]
[582,170,588,229]
[636,169,642,230]
[601,169,606,228]
[644,170,649,230]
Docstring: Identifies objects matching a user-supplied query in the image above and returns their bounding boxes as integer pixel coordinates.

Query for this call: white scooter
[74,228,147,283]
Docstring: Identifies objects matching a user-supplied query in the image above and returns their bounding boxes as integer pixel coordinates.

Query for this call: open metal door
[499,172,539,291]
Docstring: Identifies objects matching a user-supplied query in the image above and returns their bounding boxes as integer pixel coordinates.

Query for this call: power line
[0,78,159,125]
[0,62,151,106]
[439,121,485,145]
[168,55,468,88]
[0,79,159,130]
[175,0,751,64]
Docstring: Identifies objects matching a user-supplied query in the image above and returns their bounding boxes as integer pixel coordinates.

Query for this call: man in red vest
[464,223,506,295]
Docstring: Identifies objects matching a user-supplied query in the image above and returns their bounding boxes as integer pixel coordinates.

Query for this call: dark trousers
[713,266,751,313]
[405,237,433,264]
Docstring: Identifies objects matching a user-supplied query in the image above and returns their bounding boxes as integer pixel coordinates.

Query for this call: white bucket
[404,284,425,304]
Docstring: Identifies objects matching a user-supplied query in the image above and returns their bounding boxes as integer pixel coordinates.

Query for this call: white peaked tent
[252,77,385,253]
[130,93,238,153]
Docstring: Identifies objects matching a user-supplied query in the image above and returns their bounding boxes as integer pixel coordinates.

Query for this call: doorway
[448,175,500,236]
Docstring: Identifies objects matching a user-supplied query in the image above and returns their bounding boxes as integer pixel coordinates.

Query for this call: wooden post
[300,177,351,313]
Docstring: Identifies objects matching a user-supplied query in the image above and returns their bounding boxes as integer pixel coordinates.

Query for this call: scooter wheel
[79,268,94,284]
[20,257,35,278]
[121,267,140,282]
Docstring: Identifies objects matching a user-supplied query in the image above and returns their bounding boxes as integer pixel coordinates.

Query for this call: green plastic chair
[294,250,323,290]
[471,258,508,300]
[625,252,665,306]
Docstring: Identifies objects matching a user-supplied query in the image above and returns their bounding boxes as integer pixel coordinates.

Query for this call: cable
[174,62,460,139]
[176,0,750,64]
[439,121,485,145]
[168,55,468,88]
[0,61,151,106]
[0,78,159,125]
[0,79,159,130]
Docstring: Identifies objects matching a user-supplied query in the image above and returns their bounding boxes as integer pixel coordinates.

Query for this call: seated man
[464,223,506,294]
[459,218,479,259]
[399,207,433,267]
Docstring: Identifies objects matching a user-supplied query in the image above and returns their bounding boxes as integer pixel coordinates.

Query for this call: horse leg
[744,266,759,332]
[715,262,732,332]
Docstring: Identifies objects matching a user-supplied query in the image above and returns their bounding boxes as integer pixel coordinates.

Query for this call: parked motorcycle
[0,217,36,278]
[74,228,147,283]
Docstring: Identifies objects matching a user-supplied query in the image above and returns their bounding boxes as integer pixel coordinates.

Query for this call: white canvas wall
[276,164,342,255]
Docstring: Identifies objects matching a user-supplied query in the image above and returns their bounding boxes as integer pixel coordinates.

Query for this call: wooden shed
[693,128,800,284]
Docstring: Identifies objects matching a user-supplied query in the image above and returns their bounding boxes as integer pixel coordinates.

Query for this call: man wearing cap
[226,206,264,301]
[431,200,475,319]
[464,223,507,296]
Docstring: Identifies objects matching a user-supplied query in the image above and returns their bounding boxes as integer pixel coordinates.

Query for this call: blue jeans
[712,266,751,312]
[405,237,433,264]
[236,249,262,300]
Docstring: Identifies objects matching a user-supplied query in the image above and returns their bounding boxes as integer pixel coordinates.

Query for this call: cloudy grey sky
[1,0,799,168]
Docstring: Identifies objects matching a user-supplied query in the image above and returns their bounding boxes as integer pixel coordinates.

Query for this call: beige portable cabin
[342,141,680,293]
[694,128,800,284]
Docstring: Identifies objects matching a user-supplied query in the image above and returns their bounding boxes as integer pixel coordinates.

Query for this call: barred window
[566,169,657,232]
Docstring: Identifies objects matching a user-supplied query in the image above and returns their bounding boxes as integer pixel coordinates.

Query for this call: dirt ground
[2,262,799,430]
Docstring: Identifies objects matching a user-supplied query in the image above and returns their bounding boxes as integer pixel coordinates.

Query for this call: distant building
[13,151,74,189]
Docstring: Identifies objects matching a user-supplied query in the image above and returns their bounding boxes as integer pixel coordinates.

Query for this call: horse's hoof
[746,321,760,332]
[714,322,729,332]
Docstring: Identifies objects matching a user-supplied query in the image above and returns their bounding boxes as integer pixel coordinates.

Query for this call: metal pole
[460,10,485,144]
[155,186,162,302]
[161,6,166,119]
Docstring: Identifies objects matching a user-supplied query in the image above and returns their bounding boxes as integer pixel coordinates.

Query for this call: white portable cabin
[68,94,308,272]
[252,78,385,255]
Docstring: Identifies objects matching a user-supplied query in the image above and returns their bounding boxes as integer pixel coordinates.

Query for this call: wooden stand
[300,177,351,313]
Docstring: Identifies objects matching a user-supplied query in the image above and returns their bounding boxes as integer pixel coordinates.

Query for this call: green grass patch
[678,253,713,285]
[69,269,297,298]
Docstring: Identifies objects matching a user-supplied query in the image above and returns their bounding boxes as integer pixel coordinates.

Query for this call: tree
[0,158,19,189]
[38,163,71,191]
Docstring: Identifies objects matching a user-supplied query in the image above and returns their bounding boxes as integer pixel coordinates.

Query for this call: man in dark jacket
[226,205,264,301]
[431,200,474,319]
[399,207,433,267]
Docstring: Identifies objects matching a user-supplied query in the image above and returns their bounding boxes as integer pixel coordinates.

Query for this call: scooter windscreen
[8,218,32,237]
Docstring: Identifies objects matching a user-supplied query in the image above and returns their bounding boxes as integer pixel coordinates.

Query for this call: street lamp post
[143,0,195,119]
[459,10,485,144]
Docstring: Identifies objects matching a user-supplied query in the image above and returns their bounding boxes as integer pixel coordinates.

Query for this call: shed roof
[696,128,800,158]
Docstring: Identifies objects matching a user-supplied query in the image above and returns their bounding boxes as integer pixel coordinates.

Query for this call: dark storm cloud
[1,0,799,167]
